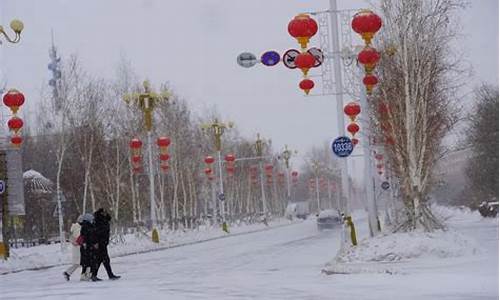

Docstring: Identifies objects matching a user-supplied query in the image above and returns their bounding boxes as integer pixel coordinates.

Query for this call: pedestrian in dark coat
[79,213,101,281]
[94,208,120,280]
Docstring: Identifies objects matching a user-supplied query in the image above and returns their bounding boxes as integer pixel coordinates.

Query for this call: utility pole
[0,150,9,259]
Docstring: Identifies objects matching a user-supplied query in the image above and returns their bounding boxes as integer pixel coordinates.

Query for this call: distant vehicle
[478,201,498,218]
[316,209,342,231]
[285,201,310,220]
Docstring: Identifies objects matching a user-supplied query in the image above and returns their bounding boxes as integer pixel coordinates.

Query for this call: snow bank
[0,218,294,274]
[324,205,486,275]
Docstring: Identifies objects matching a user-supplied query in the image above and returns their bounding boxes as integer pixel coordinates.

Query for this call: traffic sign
[0,180,5,194]
[283,49,300,69]
[381,181,390,190]
[218,193,225,201]
[331,136,354,158]
[237,52,258,68]
[307,47,324,67]
[261,50,280,66]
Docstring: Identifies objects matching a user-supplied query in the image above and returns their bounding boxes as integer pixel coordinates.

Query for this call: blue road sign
[261,50,280,66]
[0,180,5,194]
[381,181,390,190]
[332,136,354,158]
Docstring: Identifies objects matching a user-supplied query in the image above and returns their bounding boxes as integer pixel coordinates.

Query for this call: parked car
[316,209,342,230]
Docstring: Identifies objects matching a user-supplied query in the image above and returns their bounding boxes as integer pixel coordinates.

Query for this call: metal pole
[329,0,350,216]
[217,151,226,224]
[359,77,379,237]
[259,161,267,215]
[147,131,157,229]
[315,175,321,213]
[286,166,291,201]
[211,180,217,225]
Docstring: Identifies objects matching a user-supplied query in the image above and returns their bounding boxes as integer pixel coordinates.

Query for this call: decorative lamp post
[288,14,318,50]
[362,74,378,95]
[254,133,270,219]
[312,160,322,213]
[357,46,380,74]
[0,19,24,44]
[123,81,169,243]
[280,145,296,201]
[299,79,315,95]
[343,102,361,121]
[351,10,382,46]
[201,118,233,233]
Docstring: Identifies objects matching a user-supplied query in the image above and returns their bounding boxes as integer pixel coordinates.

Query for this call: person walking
[63,215,83,281]
[94,208,120,280]
[79,213,100,281]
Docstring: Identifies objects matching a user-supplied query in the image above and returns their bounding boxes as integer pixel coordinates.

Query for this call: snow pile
[0,218,294,274]
[324,205,486,275]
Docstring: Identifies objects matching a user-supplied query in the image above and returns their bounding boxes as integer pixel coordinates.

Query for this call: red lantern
[10,135,22,147]
[264,164,273,172]
[363,74,378,95]
[131,155,141,163]
[226,166,235,174]
[288,14,318,49]
[204,168,212,175]
[133,166,143,173]
[358,46,380,74]
[3,89,25,114]
[159,153,170,161]
[130,138,142,149]
[344,102,361,121]
[157,136,171,147]
[291,171,298,177]
[224,154,236,162]
[299,78,315,95]
[347,123,360,136]
[352,138,359,146]
[351,10,382,45]
[376,163,384,169]
[375,154,384,161]
[250,165,258,173]
[204,156,215,164]
[160,164,169,172]
[7,116,23,133]
[386,136,395,145]
[295,53,316,76]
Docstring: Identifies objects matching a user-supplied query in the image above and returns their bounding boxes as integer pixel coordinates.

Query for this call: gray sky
[0,0,498,169]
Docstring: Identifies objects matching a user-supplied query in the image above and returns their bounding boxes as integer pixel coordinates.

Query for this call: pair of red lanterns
[352,10,382,95]
[130,136,171,174]
[288,14,319,95]
[343,101,361,146]
[203,153,237,180]
[3,89,25,147]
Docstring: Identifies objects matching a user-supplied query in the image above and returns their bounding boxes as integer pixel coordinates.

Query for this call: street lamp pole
[123,80,168,242]
[254,134,267,217]
[280,145,296,202]
[312,161,321,214]
[201,118,232,233]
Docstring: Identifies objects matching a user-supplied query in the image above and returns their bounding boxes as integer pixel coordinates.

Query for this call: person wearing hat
[62,215,83,281]
[79,213,100,281]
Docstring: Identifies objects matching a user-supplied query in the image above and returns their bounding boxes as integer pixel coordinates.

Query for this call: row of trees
[16,55,343,241]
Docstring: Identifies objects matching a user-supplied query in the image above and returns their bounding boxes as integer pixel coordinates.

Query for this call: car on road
[316,209,342,231]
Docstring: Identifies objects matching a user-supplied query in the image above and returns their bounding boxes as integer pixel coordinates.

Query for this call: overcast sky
[0,0,498,169]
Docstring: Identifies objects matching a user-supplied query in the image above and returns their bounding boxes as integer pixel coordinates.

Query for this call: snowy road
[1,214,498,300]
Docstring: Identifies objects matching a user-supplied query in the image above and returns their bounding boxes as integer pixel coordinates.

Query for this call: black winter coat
[94,210,111,246]
[79,220,98,266]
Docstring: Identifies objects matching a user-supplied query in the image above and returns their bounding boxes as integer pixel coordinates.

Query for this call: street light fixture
[123,80,169,243]
[201,118,233,233]
[279,145,297,202]
[0,19,24,44]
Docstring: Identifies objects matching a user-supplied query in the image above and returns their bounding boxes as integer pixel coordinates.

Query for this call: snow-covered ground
[0,218,293,274]
[0,207,497,299]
